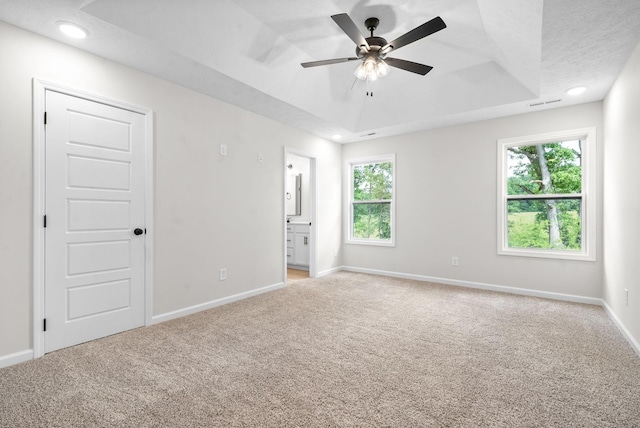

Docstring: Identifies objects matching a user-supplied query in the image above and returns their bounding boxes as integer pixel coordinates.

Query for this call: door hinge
[44,112,47,125]
[144,228,147,234]
[43,318,47,332]
[44,215,47,228]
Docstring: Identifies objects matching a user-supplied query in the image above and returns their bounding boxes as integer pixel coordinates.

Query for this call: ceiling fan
[301,13,447,91]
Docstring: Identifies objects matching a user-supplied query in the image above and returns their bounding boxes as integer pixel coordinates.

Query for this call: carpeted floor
[1,272,639,427]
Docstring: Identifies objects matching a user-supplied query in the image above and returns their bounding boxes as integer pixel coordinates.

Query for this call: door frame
[283,147,317,282]
[32,79,154,358]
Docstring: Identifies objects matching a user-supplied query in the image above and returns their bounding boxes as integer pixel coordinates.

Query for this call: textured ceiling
[1,0,640,142]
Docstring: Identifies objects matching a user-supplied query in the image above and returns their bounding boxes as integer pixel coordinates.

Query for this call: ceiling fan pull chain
[366,79,374,97]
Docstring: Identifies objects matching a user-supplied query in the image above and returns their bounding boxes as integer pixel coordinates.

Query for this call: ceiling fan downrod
[365,17,379,37]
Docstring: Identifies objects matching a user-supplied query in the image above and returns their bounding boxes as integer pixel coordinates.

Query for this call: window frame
[345,154,396,247]
[497,128,596,261]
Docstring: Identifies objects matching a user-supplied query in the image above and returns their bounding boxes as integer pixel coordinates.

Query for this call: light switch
[220,144,227,156]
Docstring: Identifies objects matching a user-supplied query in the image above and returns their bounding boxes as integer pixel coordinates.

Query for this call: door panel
[67,241,131,275]
[67,156,131,190]
[45,90,146,353]
[67,280,131,320]
[67,200,130,231]
[68,110,131,152]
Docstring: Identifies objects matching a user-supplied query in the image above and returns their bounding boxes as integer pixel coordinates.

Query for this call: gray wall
[342,102,604,298]
[603,40,640,349]
[0,22,343,358]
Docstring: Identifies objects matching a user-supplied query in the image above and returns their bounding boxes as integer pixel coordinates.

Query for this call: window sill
[346,239,395,248]
[498,247,595,261]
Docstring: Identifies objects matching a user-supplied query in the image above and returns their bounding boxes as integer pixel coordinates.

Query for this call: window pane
[507,199,582,250]
[353,203,391,240]
[507,140,582,196]
[353,162,392,201]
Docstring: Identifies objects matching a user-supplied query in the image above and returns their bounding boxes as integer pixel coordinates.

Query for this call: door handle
[134,228,144,236]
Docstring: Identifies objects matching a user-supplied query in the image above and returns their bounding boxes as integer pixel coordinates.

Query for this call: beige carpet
[1,272,639,427]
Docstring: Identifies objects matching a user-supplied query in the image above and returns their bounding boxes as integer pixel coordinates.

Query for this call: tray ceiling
[1,0,640,142]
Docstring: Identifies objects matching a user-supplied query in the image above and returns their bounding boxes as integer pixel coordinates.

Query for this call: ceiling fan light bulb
[368,72,378,82]
[376,60,390,77]
[354,64,367,80]
[364,58,376,73]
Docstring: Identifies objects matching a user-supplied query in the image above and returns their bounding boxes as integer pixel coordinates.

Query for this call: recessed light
[57,21,88,39]
[566,86,586,96]
[332,134,342,140]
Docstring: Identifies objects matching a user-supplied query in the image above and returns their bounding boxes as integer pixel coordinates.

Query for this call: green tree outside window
[352,161,393,241]
[506,140,582,250]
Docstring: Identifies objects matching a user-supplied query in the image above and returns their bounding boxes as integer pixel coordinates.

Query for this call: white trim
[496,127,596,261]
[284,147,318,282]
[143,106,155,327]
[340,266,602,305]
[317,266,343,277]
[152,282,285,324]
[32,79,154,358]
[601,301,640,358]
[32,80,46,359]
[345,154,396,247]
[0,350,34,369]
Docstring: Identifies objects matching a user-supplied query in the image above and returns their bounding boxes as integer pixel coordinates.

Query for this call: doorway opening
[284,148,317,284]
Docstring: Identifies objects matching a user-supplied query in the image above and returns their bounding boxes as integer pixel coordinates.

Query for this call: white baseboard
[152,281,285,325]
[339,266,640,359]
[340,266,602,305]
[601,300,640,358]
[316,266,342,278]
[0,349,33,369]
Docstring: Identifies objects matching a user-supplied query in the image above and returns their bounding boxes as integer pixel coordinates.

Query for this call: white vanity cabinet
[286,223,310,268]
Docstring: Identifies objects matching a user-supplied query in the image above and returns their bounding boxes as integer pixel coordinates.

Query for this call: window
[497,128,596,260]
[346,155,395,246]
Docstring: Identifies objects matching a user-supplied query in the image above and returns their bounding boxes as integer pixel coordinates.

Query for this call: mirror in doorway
[286,173,301,216]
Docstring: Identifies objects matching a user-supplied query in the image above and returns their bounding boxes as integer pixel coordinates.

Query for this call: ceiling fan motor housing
[358,17,389,59]
[356,37,387,58]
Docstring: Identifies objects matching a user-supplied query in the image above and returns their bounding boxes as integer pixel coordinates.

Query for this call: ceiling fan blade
[382,16,446,53]
[301,57,360,68]
[331,13,370,49]
[385,58,433,75]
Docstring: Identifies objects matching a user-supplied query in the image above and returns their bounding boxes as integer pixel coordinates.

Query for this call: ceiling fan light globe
[368,72,378,82]
[364,58,376,73]
[354,64,367,80]
[376,60,390,77]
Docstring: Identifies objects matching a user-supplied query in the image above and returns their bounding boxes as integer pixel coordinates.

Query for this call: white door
[44,90,146,353]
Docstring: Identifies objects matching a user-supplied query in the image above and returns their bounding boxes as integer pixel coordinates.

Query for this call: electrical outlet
[451,256,459,267]
[220,144,227,156]
[219,268,227,281]
[625,289,629,305]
